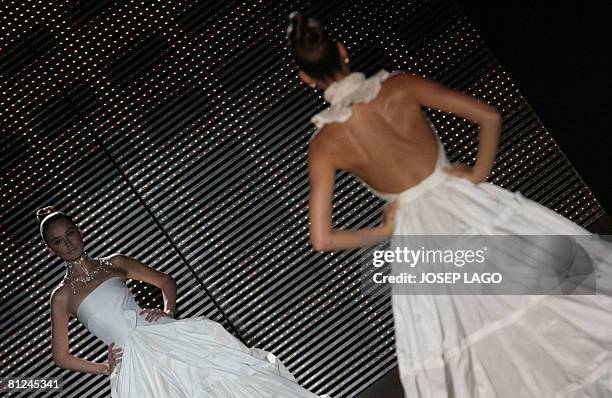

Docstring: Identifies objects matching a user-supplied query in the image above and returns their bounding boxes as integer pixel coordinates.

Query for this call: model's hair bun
[288,11,322,49]
[36,205,58,225]
[287,11,342,81]
[289,11,303,33]
[288,11,304,41]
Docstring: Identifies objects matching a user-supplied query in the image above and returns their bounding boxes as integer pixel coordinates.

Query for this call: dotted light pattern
[0,0,606,397]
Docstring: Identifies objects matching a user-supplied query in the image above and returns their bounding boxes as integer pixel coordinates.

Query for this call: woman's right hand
[442,162,488,184]
[103,342,123,375]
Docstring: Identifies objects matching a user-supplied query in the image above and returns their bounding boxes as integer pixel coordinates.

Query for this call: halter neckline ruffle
[310,69,390,131]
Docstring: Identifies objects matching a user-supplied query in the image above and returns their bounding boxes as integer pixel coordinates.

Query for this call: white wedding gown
[77,276,332,398]
[311,70,612,397]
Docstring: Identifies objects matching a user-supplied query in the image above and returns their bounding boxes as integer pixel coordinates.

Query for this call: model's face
[45,219,84,261]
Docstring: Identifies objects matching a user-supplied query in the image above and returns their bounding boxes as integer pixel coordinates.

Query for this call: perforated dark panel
[0,1,606,397]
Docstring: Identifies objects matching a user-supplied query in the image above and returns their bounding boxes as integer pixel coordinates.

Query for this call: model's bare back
[318,75,439,194]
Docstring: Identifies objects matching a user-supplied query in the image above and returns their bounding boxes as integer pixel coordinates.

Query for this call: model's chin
[64,250,84,262]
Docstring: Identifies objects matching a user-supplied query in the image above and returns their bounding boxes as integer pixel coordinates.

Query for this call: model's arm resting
[308,135,397,252]
[50,290,108,375]
[110,254,177,317]
[404,73,503,181]
[54,354,108,375]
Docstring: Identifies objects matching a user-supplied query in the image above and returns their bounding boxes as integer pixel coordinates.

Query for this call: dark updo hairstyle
[287,11,345,82]
[36,206,77,244]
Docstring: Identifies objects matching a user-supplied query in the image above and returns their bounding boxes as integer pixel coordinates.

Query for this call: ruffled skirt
[389,170,612,397]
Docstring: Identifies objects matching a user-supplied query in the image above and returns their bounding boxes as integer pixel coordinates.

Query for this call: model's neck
[317,68,351,90]
[65,253,96,277]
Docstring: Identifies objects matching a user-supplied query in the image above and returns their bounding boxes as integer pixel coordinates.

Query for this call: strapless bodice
[76,276,175,346]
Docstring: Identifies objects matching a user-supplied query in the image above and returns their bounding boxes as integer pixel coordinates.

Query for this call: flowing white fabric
[77,277,332,398]
[311,69,612,397]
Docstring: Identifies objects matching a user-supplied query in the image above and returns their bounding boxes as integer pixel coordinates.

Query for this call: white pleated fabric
[311,69,612,397]
[77,277,332,398]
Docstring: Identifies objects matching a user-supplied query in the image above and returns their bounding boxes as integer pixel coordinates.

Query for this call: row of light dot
[169,3,402,392]
[7,0,344,392]
[57,0,268,331]
[0,145,125,383]
[394,1,599,221]
[0,0,604,394]
[292,0,596,392]
[244,0,412,392]
[2,1,358,394]
[0,0,233,388]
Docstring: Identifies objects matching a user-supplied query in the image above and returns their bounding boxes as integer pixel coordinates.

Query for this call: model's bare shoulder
[309,122,347,157]
[386,70,419,81]
[104,253,130,279]
[382,70,422,90]
[376,71,424,112]
[311,121,345,144]
[105,253,126,266]
[50,283,68,308]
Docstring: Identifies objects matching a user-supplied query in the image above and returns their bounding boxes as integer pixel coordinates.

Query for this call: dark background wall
[455,0,612,212]
[0,1,609,397]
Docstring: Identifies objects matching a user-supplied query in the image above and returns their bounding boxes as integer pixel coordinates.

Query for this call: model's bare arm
[308,133,398,252]
[50,289,107,374]
[403,74,502,180]
[110,254,177,317]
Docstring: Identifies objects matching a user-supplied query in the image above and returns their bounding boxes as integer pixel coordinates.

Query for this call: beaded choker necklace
[64,252,114,294]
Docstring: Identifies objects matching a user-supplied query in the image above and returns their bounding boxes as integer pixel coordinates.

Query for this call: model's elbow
[484,109,502,124]
[52,354,67,369]
[310,238,327,252]
[310,232,331,252]
[51,344,72,368]
[162,275,176,287]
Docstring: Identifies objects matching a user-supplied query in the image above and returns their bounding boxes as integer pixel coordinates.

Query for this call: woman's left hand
[382,198,400,235]
[442,162,487,184]
[139,308,173,322]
